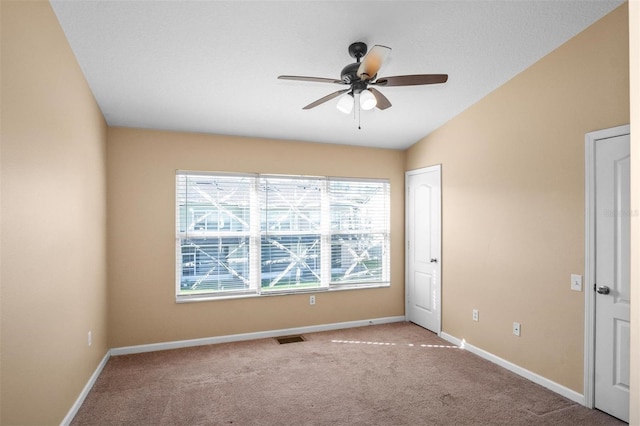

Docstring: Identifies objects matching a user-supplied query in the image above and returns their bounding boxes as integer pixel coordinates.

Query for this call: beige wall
[629,0,639,423]
[0,1,108,425]
[406,4,629,393]
[107,128,405,348]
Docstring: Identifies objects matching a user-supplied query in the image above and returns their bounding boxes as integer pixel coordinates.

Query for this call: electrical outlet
[513,322,521,337]
[570,274,583,291]
[472,309,479,322]
[309,295,316,305]
[88,331,92,347]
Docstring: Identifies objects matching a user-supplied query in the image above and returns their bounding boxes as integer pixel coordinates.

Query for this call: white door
[594,133,630,422]
[405,165,441,333]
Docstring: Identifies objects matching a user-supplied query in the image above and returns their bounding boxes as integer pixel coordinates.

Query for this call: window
[176,172,390,300]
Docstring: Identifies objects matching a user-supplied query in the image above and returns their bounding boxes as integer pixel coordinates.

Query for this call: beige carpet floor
[71,322,625,425]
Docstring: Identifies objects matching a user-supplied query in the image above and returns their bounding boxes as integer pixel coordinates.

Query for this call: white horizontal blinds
[329,179,390,285]
[176,172,390,299]
[176,173,255,295]
[260,176,324,291]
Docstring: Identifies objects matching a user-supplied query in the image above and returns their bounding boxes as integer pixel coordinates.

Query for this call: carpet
[71,322,625,425]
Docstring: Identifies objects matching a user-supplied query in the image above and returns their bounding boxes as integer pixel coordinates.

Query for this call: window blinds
[176,172,390,299]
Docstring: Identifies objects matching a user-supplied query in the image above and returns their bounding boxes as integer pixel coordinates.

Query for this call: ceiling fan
[278,42,448,113]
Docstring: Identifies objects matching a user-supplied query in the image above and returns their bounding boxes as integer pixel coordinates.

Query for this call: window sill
[175,282,390,304]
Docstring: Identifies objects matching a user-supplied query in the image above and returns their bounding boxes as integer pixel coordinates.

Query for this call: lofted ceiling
[50,0,624,150]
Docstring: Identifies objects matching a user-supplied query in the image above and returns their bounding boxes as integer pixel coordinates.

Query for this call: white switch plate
[309,295,316,305]
[472,309,479,322]
[570,274,583,292]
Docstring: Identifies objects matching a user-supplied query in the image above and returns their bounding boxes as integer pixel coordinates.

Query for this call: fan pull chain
[357,94,362,130]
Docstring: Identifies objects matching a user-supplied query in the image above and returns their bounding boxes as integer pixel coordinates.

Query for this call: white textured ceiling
[50,0,624,150]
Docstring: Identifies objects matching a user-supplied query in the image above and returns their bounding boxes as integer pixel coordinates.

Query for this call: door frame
[583,124,630,408]
[405,164,442,334]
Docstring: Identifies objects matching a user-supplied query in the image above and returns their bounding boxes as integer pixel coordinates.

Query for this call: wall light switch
[570,274,582,292]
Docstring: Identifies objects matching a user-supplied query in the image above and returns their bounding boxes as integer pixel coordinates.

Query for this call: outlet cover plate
[513,322,521,336]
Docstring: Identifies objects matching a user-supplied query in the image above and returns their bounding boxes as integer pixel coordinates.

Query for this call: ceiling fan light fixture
[336,93,354,114]
[360,89,377,110]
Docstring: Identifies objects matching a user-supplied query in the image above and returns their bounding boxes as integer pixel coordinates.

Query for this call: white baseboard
[60,350,111,426]
[440,332,585,405]
[111,316,406,356]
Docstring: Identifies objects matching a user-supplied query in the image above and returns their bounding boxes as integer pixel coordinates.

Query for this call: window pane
[177,174,252,235]
[329,180,389,285]
[260,176,324,291]
[179,237,251,293]
[331,233,387,283]
[330,180,388,233]
[261,235,322,289]
[176,172,255,297]
[261,177,322,233]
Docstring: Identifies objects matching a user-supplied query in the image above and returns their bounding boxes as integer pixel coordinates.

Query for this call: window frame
[175,171,390,302]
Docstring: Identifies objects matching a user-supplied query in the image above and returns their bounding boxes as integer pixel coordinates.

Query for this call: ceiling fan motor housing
[340,62,360,84]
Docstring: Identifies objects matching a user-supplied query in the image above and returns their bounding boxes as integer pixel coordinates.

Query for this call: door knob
[596,285,610,295]
[430,258,438,263]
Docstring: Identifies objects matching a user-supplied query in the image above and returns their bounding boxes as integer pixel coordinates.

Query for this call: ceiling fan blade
[373,74,448,87]
[368,88,392,110]
[278,75,344,84]
[303,89,350,110]
[357,45,391,80]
